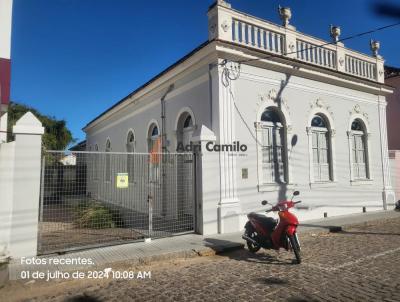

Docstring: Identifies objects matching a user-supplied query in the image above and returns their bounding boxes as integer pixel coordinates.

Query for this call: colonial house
[83,0,395,235]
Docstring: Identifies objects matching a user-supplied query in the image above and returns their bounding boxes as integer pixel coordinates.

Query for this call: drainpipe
[160,84,174,217]
[161,84,174,152]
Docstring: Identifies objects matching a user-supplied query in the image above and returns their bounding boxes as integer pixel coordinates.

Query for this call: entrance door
[177,114,194,218]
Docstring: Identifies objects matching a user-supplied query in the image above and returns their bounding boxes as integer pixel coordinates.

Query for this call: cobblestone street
[3,217,400,302]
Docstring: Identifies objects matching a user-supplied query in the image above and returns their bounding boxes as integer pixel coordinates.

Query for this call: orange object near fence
[150,137,161,164]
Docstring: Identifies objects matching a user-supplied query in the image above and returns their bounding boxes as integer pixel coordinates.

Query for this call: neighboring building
[386,65,400,202]
[69,140,87,152]
[0,0,13,143]
[83,1,395,235]
[385,66,400,150]
[59,154,77,166]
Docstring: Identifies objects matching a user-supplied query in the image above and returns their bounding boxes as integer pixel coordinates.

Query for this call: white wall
[0,0,13,59]
[84,65,212,220]
[0,112,44,258]
[84,56,392,235]
[232,64,387,225]
[0,141,15,258]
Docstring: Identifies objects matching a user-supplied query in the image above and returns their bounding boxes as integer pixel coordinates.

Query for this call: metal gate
[38,151,195,254]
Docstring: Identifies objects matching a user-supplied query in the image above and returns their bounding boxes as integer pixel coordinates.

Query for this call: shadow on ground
[203,238,297,266]
[64,294,102,302]
[339,230,400,236]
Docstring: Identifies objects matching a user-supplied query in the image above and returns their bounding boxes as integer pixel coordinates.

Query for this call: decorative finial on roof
[278,6,292,27]
[217,0,231,8]
[330,25,341,43]
[370,39,380,57]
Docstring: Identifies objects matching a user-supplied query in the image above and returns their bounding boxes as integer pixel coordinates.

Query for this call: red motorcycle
[242,191,302,264]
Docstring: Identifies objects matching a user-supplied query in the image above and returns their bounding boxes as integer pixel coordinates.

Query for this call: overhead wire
[219,21,400,66]
[218,20,400,149]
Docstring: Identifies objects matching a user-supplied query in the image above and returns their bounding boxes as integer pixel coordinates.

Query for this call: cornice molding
[215,41,394,96]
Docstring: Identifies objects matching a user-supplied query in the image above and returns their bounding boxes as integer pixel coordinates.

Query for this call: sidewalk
[7,210,400,280]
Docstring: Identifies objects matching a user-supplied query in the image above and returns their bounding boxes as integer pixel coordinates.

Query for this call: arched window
[148,123,160,182]
[311,114,332,182]
[260,107,287,183]
[183,115,193,128]
[148,124,159,152]
[105,139,111,182]
[350,119,368,179]
[94,144,99,180]
[176,112,195,153]
[126,131,135,183]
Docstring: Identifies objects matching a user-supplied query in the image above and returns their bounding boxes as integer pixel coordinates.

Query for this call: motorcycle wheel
[288,234,301,264]
[245,225,261,253]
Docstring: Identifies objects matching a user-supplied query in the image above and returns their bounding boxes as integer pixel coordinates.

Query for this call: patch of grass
[74,200,123,229]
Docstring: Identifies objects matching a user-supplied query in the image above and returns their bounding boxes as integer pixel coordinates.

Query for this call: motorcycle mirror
[293,191,300,196]
[261,200,268,205]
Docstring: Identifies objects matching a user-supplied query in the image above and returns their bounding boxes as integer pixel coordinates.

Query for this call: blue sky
[11,0,400,144]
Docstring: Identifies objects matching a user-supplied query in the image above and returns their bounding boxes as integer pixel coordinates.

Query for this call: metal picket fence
[38,150,195,255]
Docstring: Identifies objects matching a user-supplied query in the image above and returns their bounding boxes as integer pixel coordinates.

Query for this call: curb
[103,243,245,268]
[298,211,400,235]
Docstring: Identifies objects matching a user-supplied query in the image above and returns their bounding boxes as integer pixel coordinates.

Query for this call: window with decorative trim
[311,114,332,182]
[126,131,135,183]
[259,107,287,184]
[350,119,369,180]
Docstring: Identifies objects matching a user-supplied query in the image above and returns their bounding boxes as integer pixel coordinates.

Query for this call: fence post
[148,193,153,242]
[8,112,44,257]
[191,125,219,235]
[37,155,46,254]
[0,137,15,259]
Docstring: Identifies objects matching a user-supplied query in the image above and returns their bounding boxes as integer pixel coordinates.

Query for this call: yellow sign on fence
[116,173,129,188]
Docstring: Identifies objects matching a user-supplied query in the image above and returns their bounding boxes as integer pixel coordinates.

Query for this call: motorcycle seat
[248,213,277,231]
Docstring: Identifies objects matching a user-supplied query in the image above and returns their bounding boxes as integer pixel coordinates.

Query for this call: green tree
[7,102,75,150]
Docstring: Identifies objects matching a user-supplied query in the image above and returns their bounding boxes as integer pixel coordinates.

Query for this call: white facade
[0,0,13,60]
[84,1,395,235]
[0,112,44,258]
